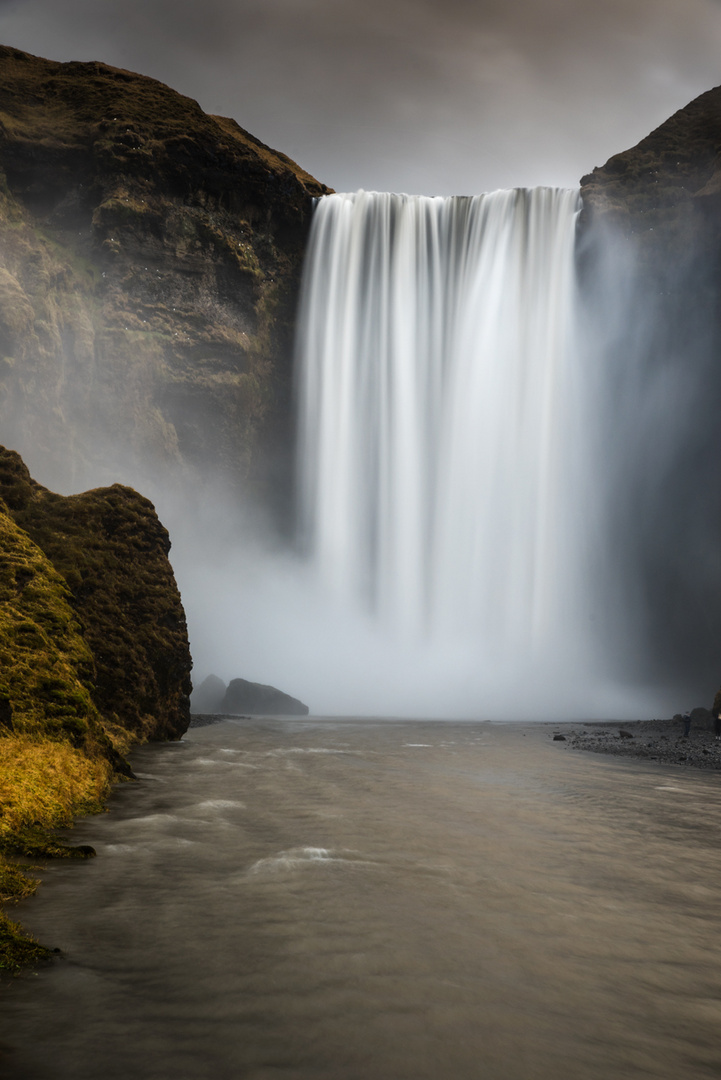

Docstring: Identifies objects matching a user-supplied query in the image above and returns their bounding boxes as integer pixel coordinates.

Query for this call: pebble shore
[551,719,721,771]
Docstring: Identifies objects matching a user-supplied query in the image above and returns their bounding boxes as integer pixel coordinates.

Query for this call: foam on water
[247,846,372,875]
[195,799,246,811]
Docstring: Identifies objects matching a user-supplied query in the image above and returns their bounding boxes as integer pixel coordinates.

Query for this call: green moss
[0,504,103,741]
[0,910,52,973]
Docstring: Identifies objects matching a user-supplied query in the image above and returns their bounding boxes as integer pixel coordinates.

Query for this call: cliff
[580,86,721,249]
[578,88,721,697]
[0,446,192,741]
[0,446,192,970]
[0,45,330,513]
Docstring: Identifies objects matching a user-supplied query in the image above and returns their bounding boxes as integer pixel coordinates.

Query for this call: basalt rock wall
[0,45,330,518]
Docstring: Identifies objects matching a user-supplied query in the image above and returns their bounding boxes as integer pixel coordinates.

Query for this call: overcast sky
[0,0,720,194]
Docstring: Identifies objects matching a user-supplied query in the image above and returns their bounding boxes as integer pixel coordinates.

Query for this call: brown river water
[2,716,721,1079]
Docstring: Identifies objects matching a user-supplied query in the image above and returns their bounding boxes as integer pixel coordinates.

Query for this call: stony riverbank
[551,718,721,771]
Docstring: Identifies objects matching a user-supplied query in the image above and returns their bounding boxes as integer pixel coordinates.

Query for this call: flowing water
[292,189,642,719]
[3,717,721,1079]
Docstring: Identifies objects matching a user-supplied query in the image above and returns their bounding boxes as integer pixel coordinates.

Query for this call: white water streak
[296,188,591,684]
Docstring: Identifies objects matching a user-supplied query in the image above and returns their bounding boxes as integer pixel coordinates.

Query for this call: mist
[175,540,660,721]
[155,187,718,723]
[162,187,721,723]
[575,206,721,712]
[11,172,720,721]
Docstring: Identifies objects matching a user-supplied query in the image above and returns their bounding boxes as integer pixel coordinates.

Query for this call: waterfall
[294,188,625,716]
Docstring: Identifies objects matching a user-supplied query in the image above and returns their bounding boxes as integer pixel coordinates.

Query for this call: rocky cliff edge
[0,45,330,512]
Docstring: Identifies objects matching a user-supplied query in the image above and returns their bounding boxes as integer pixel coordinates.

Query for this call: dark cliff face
[579,84,721,281]
[578,89,721,698]
[0,45,330,514]
[0,445,192,742]
[580,86,721,222]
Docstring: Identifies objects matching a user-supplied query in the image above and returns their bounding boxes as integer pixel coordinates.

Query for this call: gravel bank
[550,718,721,771]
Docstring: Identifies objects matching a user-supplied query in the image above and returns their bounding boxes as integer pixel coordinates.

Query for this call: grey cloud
[0,0,720,193]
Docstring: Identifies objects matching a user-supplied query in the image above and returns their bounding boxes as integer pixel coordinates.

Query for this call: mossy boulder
[0,445,192,741]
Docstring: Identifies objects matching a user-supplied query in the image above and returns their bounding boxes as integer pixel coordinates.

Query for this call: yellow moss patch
[0,500,120,967]
[0,734,112,843]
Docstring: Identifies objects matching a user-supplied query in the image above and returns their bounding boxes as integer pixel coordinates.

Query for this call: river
[2,717,721,1079]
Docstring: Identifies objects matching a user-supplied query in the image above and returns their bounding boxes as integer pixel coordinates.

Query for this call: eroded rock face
[0,445,192,741]
[0,45,330,516]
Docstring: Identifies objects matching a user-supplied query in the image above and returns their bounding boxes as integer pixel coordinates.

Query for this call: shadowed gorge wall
[578,86,721,699]
[0,45,329,511]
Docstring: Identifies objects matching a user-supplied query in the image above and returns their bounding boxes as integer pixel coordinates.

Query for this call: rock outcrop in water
[221,678,309,716]
[0,44,329,513]
[0,446,192,969]
[190,673,310,717]
[190,673,227,714]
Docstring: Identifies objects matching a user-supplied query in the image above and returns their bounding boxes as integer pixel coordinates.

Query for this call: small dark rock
[618,729,634,739]
[70,845,97,858]
[0,692,13,730]
[553,734,567,741]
